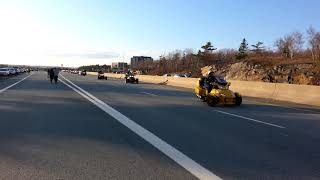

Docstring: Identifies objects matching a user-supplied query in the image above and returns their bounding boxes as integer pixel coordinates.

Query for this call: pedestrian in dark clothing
[49,68,54,84]
[53,68,60,84]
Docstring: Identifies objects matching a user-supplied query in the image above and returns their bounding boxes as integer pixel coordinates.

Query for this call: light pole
[122,52,125,73]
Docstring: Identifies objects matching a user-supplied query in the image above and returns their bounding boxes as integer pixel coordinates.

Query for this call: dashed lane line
[213,110,286,129]
[244,99,320,113]
[140,91,158,96]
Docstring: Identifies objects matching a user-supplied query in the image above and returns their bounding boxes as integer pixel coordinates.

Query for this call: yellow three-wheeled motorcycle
[195,77,242,106]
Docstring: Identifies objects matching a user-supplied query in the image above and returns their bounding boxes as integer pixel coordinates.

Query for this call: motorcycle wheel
[207,96,218,107]
[235,93,242,106]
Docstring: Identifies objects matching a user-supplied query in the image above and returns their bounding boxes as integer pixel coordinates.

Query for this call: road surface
[0,71,320,180]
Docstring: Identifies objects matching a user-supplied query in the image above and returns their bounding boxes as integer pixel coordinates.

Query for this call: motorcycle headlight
[216,91,224,96]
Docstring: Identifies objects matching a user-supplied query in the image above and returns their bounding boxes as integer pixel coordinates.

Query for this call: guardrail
[87,72,320,106]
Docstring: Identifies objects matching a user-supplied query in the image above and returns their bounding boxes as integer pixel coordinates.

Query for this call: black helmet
[208,71,215,76]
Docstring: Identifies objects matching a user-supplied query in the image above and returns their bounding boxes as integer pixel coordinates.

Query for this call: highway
[1,71,320,180]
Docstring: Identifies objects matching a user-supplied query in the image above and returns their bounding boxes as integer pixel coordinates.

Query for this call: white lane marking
[0,74,33,93]
[213,110,286,129]
[244,99,320,113]
[60,75,221,180]
[140,91,158,96]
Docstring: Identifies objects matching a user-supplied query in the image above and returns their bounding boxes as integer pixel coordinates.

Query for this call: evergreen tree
[251,41,265,53]
[236,38,249,60]
[201,42,217,53]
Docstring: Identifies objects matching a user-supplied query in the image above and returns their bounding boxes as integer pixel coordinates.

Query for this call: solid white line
[0,74,33,93]
[60,75,221,180]
[213,110,286,129]
[140,91,158,96]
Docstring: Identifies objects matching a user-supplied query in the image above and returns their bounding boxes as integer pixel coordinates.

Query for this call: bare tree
[290,32,304,58]
[307,26,320,60]
[275,38,289,58]
[275,32,304,60]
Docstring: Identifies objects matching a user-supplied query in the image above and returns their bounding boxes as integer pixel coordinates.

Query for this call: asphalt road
[1,71,320,180]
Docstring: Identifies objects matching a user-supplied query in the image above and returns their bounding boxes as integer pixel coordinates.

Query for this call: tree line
[134,26,320,77]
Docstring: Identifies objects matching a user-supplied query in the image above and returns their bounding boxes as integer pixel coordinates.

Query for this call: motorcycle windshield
[216,78,228,86]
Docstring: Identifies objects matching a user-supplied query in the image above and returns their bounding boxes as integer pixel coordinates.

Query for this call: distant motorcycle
[97,71,107,80]
[125,75,139,84]
[80,70,87,76]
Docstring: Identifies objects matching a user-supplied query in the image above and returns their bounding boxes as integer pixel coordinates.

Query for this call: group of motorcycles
[80,70,139,84]
[79,69,241,107]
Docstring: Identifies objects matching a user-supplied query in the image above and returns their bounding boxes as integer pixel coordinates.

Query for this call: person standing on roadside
[49,68,54,84]
[53,68,60,84]
[47,69,50,78]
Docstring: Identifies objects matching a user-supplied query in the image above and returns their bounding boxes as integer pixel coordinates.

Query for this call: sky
[0,0,320,67]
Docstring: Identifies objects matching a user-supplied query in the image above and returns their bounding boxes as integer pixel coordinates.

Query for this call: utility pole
[122,53,125,73]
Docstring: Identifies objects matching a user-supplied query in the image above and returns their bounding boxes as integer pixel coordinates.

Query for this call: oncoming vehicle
[195,76,242,106]
[97,71,107,80]
[125,75,139,84]
[71,70,79,74]
[79,70,87,76]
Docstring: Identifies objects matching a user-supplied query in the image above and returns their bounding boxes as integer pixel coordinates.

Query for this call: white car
[16,68,22,74]
[8,68,17,75]
[0,68,10,76]
[173,74,184,78]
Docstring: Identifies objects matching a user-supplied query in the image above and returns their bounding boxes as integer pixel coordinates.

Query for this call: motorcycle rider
[125,70,133,78]
[204,71,218,93]
[97,70,104,79]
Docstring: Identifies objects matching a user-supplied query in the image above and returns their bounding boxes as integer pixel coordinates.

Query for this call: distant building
[130,56,153,69]
[111,62,128,72]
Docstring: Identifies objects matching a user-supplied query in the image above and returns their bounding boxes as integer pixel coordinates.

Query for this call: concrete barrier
[136,75,167,84]
[273,83,320,106]
[228,80,277,100]
[166,77,197,88]
[87,72,99,76]
[88,72,320,106]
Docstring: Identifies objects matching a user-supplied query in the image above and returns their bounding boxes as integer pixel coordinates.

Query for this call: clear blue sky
[1,0,320,66]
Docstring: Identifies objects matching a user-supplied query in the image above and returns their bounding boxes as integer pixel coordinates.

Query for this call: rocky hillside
[201,61,320,86]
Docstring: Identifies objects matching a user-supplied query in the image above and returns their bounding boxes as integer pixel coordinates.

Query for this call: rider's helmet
[208,71,215,77]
